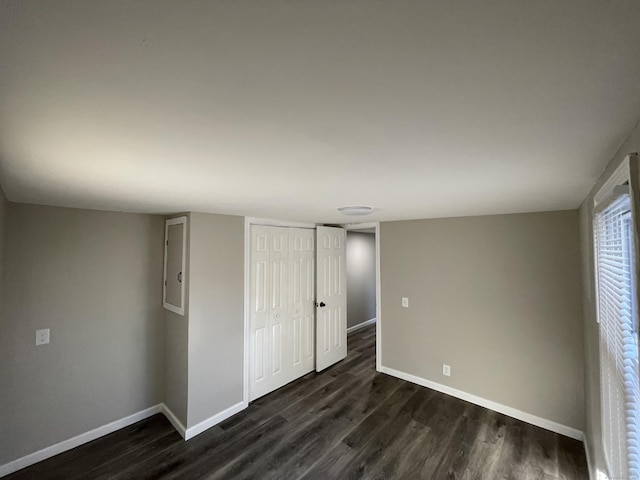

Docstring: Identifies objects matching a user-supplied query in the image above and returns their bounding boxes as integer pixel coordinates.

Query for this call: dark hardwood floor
[6,324,588,479]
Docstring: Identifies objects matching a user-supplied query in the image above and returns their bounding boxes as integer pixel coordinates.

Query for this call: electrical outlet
[402,297,409,308]
[442,364,451,376]
[36,329,50,346]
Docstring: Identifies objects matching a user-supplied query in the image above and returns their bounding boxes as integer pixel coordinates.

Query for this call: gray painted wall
[0,204,165,465]
[0,186,8,286]
[578,118,640,473]
[380,211,585,430]
[163,214,190,428]
[163,313,188,426]
[162,211,245,431]
[0,188,10,462]
[187,212,244,428]
[346,232,376,328]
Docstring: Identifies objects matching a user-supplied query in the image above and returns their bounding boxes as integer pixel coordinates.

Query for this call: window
[594,185,640,480]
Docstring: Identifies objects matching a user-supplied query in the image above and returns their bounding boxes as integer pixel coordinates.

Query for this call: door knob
[316,301,326,308]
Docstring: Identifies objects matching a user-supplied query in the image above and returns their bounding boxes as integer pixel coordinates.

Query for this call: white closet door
[249,225,315,401]
[250,226,288,401]
[289,228,316,379]
[316,226,347,371]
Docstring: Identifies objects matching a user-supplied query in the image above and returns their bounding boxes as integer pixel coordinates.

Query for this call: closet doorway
[245,220,348,402]
[248,225,315,401]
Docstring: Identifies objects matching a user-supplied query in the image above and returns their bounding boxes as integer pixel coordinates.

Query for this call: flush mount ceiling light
[338,206,373,216]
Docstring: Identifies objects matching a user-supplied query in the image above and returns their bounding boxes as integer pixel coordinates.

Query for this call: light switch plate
[36,329,50,346]
[402,297,409,308]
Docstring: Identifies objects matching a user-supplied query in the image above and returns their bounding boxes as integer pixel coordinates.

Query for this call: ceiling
[1,1,640,223]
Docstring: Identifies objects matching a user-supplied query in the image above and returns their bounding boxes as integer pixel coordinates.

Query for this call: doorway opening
[344,223,380,371]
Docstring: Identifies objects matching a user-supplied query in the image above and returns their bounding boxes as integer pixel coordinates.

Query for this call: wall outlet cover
[402,297,409,308]
[443,364,451,376]
[36,328,50,346]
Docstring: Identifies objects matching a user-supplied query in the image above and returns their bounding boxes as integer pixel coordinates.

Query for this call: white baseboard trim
[184,401,247,440]
[379,365,584,441]
[161,403,187,439]
[347,317,376,333]
[0,400,250,477]
[0,404,162,478]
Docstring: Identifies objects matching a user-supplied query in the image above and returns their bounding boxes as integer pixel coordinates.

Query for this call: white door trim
[343,222,381,372]
[243,217,317,405]
[245,217,317,229]
[244,219,381,402]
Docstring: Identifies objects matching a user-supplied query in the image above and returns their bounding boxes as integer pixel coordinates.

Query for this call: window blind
[594,192,640,480]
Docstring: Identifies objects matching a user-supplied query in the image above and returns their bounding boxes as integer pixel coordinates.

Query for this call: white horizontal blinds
[594,192,640,480]
[622,212,640,480]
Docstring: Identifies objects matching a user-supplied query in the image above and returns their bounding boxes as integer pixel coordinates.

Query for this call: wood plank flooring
[6,324,588,479]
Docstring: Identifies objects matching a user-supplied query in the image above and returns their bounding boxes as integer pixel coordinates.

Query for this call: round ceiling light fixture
[338,206,373,216]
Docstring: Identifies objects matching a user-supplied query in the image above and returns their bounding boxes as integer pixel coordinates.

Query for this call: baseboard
[184,401,247,440]
[347,317,376,333]
[379,365,584,441]
[0,399,250,477]
[0,404,162,478]
[161,403,187,439]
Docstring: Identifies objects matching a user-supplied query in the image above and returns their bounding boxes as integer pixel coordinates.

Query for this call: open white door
[316,226,347,371]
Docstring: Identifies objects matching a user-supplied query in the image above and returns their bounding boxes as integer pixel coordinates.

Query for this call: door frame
[243,217,317,405]
[243,218,381,404]
[342,222,382,372]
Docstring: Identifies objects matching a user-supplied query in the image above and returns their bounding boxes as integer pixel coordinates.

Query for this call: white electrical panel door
[249,226,315,401]
[315,226,347,372]
[163,216,187,315]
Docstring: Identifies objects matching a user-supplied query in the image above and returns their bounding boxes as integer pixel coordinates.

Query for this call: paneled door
[315,226,347,371]
[249,225,315,401]
[288,228,316,380]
